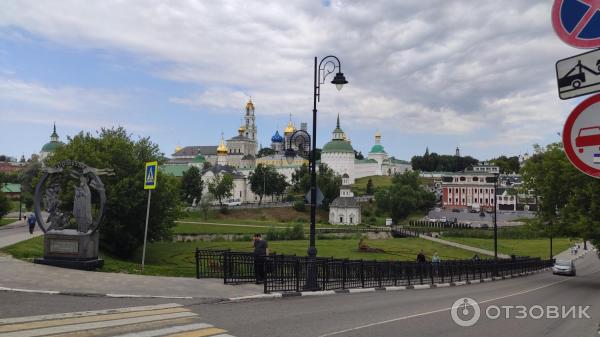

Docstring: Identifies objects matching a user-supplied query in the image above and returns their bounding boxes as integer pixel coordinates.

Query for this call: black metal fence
[195,248,553,294]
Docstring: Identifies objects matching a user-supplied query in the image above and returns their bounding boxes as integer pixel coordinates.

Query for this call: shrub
[293,200,306,212]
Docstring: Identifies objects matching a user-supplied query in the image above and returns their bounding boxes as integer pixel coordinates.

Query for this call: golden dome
[217,133,228,155]
[284,120,296,134]
[175,144,183,153]
[246,98,254,110]
[238,125,246,134]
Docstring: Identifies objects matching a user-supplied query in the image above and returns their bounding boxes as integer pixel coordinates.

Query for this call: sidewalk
[0,255,264,300]
[417,234,511,259]
[553,242,593,261]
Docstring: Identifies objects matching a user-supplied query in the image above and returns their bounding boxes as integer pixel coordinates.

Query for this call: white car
[428,218,438,222]
[439,217,447,223]
[225,199,242,206]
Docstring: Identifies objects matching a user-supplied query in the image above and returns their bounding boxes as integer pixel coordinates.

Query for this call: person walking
[27,213,36,234]
[432,251,441,276]
[416,249,426,263]
[253,233,269,284]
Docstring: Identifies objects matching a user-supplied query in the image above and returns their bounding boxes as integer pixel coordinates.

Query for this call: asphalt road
[1,253,598,336]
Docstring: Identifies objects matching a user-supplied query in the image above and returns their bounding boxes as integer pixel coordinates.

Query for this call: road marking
[0,311,197,337]
[112,323,214,337]
[0,303,183,325]
[0,307,189,333]
[318,272,594,337]
[165,327,227,337]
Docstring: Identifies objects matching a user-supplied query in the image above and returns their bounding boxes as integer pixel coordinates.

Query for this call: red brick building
[441,172,496,211]
[0,162,25,174]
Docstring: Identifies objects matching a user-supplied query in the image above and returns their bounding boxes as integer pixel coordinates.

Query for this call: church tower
[245,98,257,142]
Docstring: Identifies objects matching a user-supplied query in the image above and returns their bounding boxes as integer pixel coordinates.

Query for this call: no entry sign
[552,0,600,48]
[563,93,600,178]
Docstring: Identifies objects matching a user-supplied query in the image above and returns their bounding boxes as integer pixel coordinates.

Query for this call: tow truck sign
[563,93,600,178]
[556,48,600,99]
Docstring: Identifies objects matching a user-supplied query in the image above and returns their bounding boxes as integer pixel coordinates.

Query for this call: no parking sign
[563,94,600,178]
[552,0,600,49]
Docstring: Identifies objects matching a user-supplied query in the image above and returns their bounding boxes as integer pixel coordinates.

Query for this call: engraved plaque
[49,239,79,254]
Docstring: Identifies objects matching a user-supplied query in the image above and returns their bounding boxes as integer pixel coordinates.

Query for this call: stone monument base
[33,229,104,271]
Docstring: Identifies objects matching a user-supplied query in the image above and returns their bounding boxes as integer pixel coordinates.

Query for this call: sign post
[141,161,158,272]
[562,94,600,178]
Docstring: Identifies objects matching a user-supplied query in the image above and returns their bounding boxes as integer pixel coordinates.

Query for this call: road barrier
[195,248,553,294]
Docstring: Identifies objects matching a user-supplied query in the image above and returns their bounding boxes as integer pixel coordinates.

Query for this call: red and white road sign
[563,93,600,178]
[552,0,600,48]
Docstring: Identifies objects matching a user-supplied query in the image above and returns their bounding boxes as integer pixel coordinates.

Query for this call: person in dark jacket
[27,214,37,234]
[416,249,426,263]
[253,233,269,284]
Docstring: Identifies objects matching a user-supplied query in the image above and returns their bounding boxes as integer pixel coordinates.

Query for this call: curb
[257,267,557,299]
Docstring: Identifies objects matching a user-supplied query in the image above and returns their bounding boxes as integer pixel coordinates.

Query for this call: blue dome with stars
[271,130,284,143]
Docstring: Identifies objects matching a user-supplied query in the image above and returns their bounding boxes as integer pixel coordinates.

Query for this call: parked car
[479,211,486,217]
[452,208,461,213]
[552,260,576,276]
[469,209,479,213]
[428,218,438,223]
[225,199,242,206]
[439,217,447,223]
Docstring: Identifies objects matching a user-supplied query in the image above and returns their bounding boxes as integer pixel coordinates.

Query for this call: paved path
[417,234,511,259]
[0,218,263,300]
[553,242,593,261]
[0,221,42,249]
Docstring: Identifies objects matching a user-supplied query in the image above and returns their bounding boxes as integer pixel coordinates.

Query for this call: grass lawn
[173,220,385,235]
[442,237,576,259]
[0,218,18,226]
[352,175,393,195]
[1,236,480,278]
[184,206,329,224]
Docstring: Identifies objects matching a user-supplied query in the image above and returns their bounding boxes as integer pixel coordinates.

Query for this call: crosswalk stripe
[0,307,190,333]
[0,303,183,325]
[165,327,227,337]
[111,323,214,337]
[0,311,198,337]
[210,334,236,337]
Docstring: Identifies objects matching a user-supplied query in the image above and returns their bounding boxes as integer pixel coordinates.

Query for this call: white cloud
[0,0,581,154]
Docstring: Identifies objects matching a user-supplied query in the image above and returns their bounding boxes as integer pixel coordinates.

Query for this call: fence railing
[195,248,553,294]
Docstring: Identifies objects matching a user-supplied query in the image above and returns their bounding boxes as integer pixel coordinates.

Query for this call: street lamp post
[291,56,348,290]
[493,173,499,260]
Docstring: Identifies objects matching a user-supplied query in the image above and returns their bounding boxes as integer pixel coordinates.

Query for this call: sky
[0,0,586,162]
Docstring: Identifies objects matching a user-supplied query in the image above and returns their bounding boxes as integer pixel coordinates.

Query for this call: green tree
[18,161,42,209]
[0,190,9,219]
[375,171,435,221]
[198,193,213,220]
[292,163,341,209]
[521,143,600,249]
[257,147,276,158]
[208,173,234,206]
[366,178,374,195]
[491,155,520,174]
[180,166,203,205]
[411,149,479,172]
[249,164,289,204]
[45,127,181,258]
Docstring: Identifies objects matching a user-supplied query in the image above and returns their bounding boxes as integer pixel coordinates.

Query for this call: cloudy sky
[0,0,583,161]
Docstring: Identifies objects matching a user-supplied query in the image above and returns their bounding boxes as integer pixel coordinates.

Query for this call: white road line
[0,312,197,337]
[211,334,237,337]
[318,271,596,337]
[0,288,59,296]
[111,323,213,337]
[0,303,182,325]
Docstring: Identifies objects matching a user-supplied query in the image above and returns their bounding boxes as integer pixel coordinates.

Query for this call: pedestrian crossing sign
[144,161,158,190]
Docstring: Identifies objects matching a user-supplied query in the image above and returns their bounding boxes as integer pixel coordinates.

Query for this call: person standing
[416,249,426,263]
[432,251,441,276]
[27,213,36,234]
[253,233,269,284]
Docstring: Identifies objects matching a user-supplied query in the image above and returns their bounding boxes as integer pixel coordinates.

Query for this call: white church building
[321,116,412,184]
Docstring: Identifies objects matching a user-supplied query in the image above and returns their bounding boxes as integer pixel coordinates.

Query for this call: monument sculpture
[33,160,111,269]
